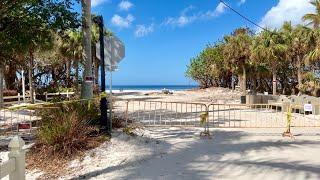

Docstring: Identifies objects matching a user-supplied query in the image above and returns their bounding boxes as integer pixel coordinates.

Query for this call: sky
[84,0,315,85]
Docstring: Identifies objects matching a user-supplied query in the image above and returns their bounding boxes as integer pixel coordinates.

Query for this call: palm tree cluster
[0,0,112,105]
[186,0,320,96]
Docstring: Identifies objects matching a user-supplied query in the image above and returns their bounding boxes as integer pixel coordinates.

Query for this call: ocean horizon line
[107,85,199,91]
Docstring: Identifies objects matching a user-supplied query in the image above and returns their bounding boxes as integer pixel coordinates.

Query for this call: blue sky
[85,0,315,85]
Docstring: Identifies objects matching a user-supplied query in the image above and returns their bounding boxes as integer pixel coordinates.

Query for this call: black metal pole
[94,16,109,135]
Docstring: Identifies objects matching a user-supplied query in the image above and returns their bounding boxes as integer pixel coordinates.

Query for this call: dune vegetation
[186,0,320,96]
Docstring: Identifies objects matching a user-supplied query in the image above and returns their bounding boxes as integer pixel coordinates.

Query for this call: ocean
[108,85,198,91]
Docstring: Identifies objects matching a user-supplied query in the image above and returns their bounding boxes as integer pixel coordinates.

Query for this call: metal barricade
[207,104,285,128]
[122,100,320,128]
[125,101,207,127]
[0,108,37,136]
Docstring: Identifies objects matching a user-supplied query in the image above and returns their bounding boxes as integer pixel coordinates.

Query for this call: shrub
[35,99,101,154]
[112,115,127,129]
[123,126,136,136]
[3,89,18,96]
[27,99,106,177]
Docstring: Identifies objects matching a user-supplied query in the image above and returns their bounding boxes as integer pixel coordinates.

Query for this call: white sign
[304,104,313,112]
[96,35,125,71]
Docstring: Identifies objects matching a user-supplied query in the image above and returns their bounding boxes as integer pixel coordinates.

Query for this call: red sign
[85,76,93,82]
[18,123,31,130]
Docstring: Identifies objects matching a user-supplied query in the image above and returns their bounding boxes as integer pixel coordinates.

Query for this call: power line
[219,0,268,32]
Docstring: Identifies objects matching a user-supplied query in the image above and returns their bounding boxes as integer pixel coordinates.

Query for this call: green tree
[0,0,79,104]
[291,25,315,93]
[251,29,288,95]
[223,28,253,95]
[302,0,320,28]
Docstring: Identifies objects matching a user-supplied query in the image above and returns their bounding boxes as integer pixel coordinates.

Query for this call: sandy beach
[59,127,320,179]
[113,87,242,104]
[1,88,320,180]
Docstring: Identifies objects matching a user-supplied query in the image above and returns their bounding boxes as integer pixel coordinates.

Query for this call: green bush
[34,99,101,157]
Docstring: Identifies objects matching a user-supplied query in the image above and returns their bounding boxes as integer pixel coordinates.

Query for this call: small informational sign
[304,104,313,112]
[85,76,93,83]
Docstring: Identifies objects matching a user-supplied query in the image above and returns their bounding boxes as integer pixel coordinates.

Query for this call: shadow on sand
[70,127,320,179]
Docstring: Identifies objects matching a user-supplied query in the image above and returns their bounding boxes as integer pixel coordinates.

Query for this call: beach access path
[61,127,320,180]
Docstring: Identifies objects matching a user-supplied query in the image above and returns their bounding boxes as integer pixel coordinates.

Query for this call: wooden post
[45,92,47,102]
[18,93,20,104]
[8,136,26,180]
[33,92,36,103]
[125,101,129,127]
[22,70,26,102]
[0,65,3,108]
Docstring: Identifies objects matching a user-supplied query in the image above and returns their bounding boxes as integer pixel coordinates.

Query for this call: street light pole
[93,15,110,135]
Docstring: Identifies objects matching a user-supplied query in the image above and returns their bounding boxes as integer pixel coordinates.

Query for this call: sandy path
[61,127,320,180]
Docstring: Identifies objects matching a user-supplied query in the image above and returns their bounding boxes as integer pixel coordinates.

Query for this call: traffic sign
[96,35,125,71]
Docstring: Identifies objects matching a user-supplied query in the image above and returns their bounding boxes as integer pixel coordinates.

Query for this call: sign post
[95,17,125,135]
[93,16,109,135]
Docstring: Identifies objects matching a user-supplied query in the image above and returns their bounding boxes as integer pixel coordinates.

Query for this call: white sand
[113,87,242,104]
[1,88,320,179]
[1,125,320,180]
[58,127,320,180]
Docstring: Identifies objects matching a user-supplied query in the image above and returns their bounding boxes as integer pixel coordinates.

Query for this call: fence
[2,94,32,106]
[208,104,320,128]
[0,136,26,180]
[125,101,207,127]
[0,107,37,137]
[44,91,74,102]
[125,101,320,128]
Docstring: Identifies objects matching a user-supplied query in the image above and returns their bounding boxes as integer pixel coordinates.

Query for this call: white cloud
[92,0,109,7]
[134,24,155,37]
[119,1,133,11]
[163,3,227,27]
[214,2,226,15]
[259,0,315,30]
[111,14,135,28]
[238,0,246,5]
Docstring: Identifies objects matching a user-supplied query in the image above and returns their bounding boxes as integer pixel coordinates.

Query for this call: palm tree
[290,25,315,93]
[251,29,288,95]
[81,0,93,99]
[302,0,320,28]
[223,28,253,95]
[66,30,83,90]
[91,23,100,91]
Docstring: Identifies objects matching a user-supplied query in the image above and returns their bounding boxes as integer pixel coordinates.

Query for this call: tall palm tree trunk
[231,69,235,91]
[297,57,303,93]
[0,65,4,108]
[252,76,257,95]
[29,50,34,104]
[73,55,79,91]
[242,65,246,95]
[272,70,277,95]
[66,59,71,87]
[81,0,93,99]
[94,59,99,91]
